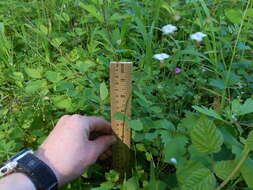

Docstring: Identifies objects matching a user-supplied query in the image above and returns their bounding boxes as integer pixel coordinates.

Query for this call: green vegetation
[1,0,253,189]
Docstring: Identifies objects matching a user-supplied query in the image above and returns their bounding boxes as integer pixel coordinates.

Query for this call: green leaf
[192,105,224,121]
[38,24,48,35]
[214,160,238,180]
[177,160,205,184]
[225,9,242,24]
[25,68,42,79]
[163,136,188,163]
[79,3,103,22]
[76,61,93,73]
[246,131,253,150]
[191,117,223,154]
[240,158,253,188]
[52,96,71,110]
[100,82,108,101]
[181,168,216,190]
[235,98,253,116]
[45,71,63,83]
[25,80,47,93]
[129,119,143,131]
[178,112,199,131]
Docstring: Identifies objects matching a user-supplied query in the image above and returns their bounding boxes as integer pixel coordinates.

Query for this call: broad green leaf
[45,71,63,83]
[177,160,205,184]
[52,96,71,110]
[191,117,223,154]
[237,98,253,116]
[225,9,242,24]
[25,68,42,79]
[163,136,188,163]
[178,112,199,131]
[100,82,108,101]
[192,105,224,121]
[240,158,253,188]
[129,120,143,131]
[153,119,175,130]
[181,168,216,190]
[25,80,47,93]
[214,160,238,180]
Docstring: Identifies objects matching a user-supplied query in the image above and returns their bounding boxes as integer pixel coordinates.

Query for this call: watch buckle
[0,161,18,177]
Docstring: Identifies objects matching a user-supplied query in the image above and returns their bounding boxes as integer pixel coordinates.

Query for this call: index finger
[87,116,113,135]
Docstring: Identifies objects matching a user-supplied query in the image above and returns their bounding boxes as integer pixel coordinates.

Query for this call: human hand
[35,115,116,187]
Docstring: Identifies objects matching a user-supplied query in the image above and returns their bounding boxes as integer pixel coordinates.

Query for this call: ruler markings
[110,62,132,175]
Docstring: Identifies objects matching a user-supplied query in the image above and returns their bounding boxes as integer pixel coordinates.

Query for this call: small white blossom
[162,24,177,34]
[153,53,170,61]
[190,32,207,42]
[170,157,177,164]
[116,39,122,45]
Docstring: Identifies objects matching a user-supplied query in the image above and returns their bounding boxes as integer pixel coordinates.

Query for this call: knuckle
[71,114,82,120]
[60,115,70,120]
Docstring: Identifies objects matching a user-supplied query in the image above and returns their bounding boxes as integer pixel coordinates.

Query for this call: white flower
[153,53,170,61]
[162,24,177,34]
[170,157,177,164]
[190,32,207,42]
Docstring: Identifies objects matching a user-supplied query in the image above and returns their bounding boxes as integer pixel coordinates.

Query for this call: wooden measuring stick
[110,62,132,175]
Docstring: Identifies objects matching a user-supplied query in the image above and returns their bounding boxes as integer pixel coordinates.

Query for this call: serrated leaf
[25,68,42,79]
[214,160,238,180]
[177,160,205,184]
[129,120,143,131]
[181,168,216,190]
[45,71,63,83]
[100,82,108,101]
[192,105,224,121]
[240,158,253,188]
[191,117,223,154]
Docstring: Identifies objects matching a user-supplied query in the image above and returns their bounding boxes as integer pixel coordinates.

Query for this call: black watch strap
[16,153,58,190]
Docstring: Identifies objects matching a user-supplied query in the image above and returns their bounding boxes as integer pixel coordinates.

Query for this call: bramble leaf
[214,160,238,180]
[240,158,253,188]
[181,168,216,190]
[191,117,223,154]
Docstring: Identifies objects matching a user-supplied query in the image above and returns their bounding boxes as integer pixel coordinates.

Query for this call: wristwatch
[0,149,58,190]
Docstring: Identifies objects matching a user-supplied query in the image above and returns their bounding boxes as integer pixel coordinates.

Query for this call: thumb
[92,135,116,157]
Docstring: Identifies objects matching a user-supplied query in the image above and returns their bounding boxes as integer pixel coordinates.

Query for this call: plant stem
[215,149,250,190]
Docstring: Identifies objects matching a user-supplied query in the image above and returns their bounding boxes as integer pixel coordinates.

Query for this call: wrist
[0,173,36,190]
[35,149,63,186]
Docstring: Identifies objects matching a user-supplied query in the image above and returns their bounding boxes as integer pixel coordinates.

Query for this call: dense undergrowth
[1,0,253,189]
